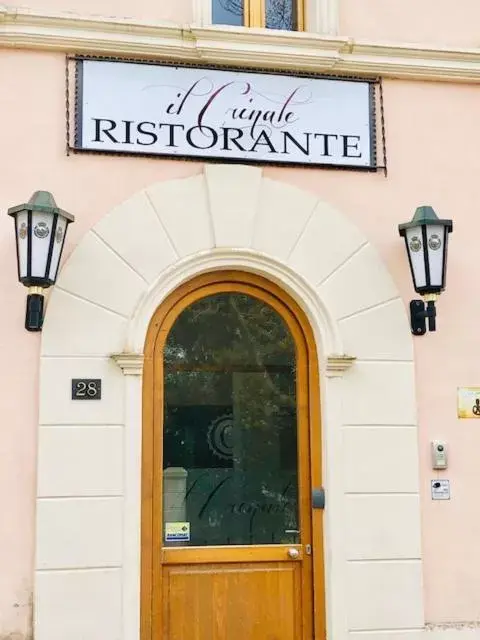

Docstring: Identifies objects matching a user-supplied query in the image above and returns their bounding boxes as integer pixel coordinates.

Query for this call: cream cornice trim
[1,6,479,83]
[111,353,144,376]
[326,355,356,377]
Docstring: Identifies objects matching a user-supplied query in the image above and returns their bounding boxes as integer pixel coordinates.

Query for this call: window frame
[245,0,305,31]
[193,0,338,34]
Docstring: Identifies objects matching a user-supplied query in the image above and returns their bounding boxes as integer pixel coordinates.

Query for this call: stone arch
[35,164,423,640]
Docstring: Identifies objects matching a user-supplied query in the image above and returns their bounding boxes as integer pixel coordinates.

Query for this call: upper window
[212,0,303,31]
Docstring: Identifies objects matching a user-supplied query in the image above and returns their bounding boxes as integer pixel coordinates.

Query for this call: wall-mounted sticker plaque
[75,59,376,169]
[72,379,102,400]
[431,479,450,500]
[457,387,480,418]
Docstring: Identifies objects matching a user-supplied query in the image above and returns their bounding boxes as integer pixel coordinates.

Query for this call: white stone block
[342,362,416,425]
[289,200,365,285]
[42,289,127,357]
[36,498,122,569]
[205,164,262,247]
[345,494,422,560]
[349,632,422,640]
[252,178,318,260]
[94,191,178,283]
[35,569,122,640]
[39,358,124,425]
[56,231,146,317]
[37,427,123,497]
[147,174,214,257]
[343,427,420,493]
[340,298,413,361]
[346,560,424,630]
[317,244,398,320]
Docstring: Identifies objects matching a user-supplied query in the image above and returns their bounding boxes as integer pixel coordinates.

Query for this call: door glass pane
[163,292,299,547]
[212,0,244,26]
[266,0,297,30]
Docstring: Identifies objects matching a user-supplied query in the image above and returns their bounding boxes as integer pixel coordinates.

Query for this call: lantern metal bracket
[25,290,45,332]
[410,299,436,335]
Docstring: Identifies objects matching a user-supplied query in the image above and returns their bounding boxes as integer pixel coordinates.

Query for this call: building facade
[1,1,480,639]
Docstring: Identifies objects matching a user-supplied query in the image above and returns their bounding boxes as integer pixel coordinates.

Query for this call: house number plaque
[72,379,102,400]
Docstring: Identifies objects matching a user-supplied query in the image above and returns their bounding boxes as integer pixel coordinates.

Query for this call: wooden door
[142,272,325,640]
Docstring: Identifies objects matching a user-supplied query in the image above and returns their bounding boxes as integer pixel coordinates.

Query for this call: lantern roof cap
[8,191,75,222]
[398,205,452,236]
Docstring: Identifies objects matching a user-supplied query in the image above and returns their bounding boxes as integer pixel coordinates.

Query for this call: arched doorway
[35,165,421,640]
[141,271,325,639]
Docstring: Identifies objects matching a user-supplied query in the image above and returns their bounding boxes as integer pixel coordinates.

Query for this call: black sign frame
[71,378,102,400]
[67,55,387,175]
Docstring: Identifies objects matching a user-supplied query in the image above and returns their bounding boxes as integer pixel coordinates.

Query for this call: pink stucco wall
[6,0,193,24]
[339,0,480,47]
[0,46,479,635]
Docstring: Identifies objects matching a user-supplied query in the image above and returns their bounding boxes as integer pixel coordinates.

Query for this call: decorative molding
[128,249,342,355]
[111,353,144,376]
[0,6,479,83]
[326,354,356,377]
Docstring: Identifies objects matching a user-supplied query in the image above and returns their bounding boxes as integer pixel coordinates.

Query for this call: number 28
[76,381,99,397]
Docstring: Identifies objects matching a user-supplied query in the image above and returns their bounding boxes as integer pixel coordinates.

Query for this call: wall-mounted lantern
[8,191,74,332]
[398,206,452,335]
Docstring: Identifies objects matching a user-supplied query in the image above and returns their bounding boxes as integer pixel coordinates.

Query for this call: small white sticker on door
[165,522,190,542]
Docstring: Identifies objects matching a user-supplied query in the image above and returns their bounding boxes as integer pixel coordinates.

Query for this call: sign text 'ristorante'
[77,60,376,168]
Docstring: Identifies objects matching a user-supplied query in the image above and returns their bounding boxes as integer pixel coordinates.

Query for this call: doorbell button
[431,440,448,469]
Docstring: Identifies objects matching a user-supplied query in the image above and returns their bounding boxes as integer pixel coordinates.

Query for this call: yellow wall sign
[165,522,190,542]
[457,387,480,418]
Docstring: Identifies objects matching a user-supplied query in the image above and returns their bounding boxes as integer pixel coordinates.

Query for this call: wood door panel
[163,545,304,564]
[163,562,302,640]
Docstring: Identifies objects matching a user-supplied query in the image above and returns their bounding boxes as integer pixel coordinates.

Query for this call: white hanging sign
[75,60,376,169]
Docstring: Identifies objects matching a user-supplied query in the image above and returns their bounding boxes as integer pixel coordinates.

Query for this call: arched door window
[162,290,300,546]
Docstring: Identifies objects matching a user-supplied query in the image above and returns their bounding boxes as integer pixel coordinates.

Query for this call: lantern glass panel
[426,225,446,288]
[405,225,426,289]
[30,211,54,279]
[48,214,68,282]
[15,211,29,280]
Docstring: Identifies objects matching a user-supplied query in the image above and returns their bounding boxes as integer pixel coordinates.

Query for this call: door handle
[287,548,300,559]
[312,487,325,509]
